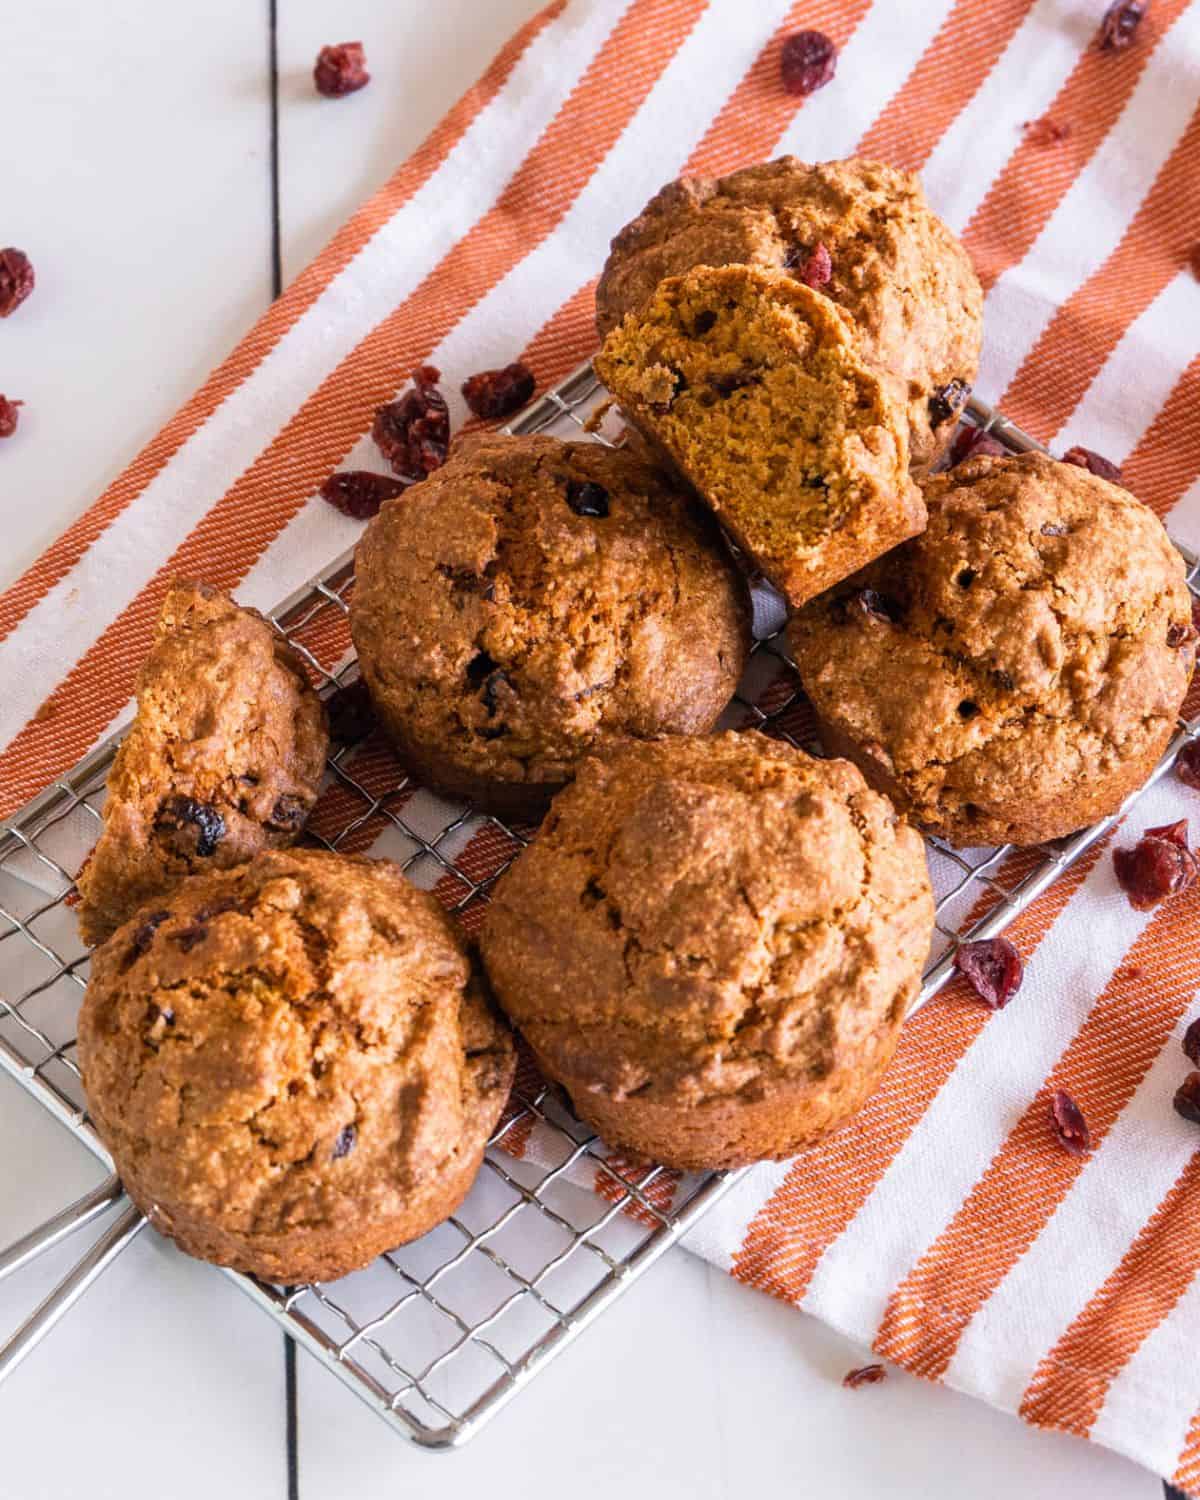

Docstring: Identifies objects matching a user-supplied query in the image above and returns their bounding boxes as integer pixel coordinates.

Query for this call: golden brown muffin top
[480,732,933,1108]
[78,849,513,1243]
[596,156,983,472]
[790,453,1195,846]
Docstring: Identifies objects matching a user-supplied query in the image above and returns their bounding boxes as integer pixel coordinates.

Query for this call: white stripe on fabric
[0,0,629,751]
[796,775,1186,1342]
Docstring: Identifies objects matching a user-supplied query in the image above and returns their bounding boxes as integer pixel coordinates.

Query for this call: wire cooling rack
[0,363,1198,1450]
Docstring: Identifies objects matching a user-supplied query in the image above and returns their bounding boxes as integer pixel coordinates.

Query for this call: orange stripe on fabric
[999,101,1200,444]
[0,0,707,819]
[1173,1406,1200,1493]
[730,842,1100,1306]
[963,0,1190,293]
[857,0,1037,169]
[1121,353,1200,520]
[874,883,1200,1382]
[0,0,566,649]
[1018,1153,1200,1437]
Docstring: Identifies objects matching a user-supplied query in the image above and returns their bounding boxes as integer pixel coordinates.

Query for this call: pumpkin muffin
[78,582,328,946]
[479,733,933,1170]
[595,156,983,474]
[349,432,750,819]
[789,452,1195,848]
[594,264,925,608]
[77,849,515,1283]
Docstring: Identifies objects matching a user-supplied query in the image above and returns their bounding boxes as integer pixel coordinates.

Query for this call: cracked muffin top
[789,452,1196,848]
[78,848,515,1282]
[595,156,983,473]
[349,432,750,819]
[77,581,328,947]
[595,264,926,609]
[479,733,933,1166]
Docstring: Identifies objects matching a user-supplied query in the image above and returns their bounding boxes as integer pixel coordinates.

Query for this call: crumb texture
[77,581,328,945]
[480,733,933,1169]
[595,264,925,607]
[596,156,983,472]
[790,453,1195,846]
[78,849,515,1282]
[349,432,749,817]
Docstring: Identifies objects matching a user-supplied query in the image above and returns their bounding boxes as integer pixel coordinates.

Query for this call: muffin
[77,582,328,946]
[349,432,749,819]
[479,733,933,1170]
[789,452,1196,847]
[595,156,983,474]
[77,849,515,1283]
[594,264,925,608]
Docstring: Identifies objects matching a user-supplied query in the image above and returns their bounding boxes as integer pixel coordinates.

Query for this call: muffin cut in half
[349,432,750,820]
[596,156,984,475]
[77,581,328,946]
[480,733,933,1171]
[594,264,925,608]
[789,452,1196,847]
[78,849,515,1283]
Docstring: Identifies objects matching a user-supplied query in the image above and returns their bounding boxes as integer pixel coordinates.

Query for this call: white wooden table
[0,4,1172,1496]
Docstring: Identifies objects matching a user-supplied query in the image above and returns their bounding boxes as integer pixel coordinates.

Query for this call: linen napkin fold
[2,0,1199,1486]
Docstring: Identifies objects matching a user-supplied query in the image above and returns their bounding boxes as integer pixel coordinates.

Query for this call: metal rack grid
[0,361,1197,1450]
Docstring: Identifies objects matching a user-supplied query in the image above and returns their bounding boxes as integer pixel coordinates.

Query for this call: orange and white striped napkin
[2,0,1199,1486]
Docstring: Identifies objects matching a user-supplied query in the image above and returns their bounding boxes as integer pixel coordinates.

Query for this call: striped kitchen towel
[2,0,1199,1486]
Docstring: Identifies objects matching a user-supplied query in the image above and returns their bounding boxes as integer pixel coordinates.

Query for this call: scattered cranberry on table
[1022,116,1071,147]
[314,41,370,98]
[1061,445,1122,482]
[1097,0,1149,51]
[1050,1089,1092,1155]
[1179,743,1200,791]
[1183,1016,1200,1068]
[842,1363,887,1389]
[953,937,1024,1009]
[0,248,34,317]
[0,396,23,439]
[372,365,450,478]
[780,30,837,96]
[461,361,536,420]
[1113,820,1198,910]
[319,470,408,520]
[1174,1072,1200,1125]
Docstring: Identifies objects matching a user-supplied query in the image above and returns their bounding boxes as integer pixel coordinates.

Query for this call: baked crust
[479,732,933,1170]
[78,848,515,1283]
[789,453,1195,847]
[349,432,750,818]
[596,156,983,473]
[77,581,328,945]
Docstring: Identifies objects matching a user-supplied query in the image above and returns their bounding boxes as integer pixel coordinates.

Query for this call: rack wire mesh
[0,361,1197,1448]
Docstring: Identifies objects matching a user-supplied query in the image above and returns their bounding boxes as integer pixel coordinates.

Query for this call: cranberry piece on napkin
[1062,445,1122,482]
[843,1363,887,1389]
[373,365,450,478]
[1050,1089,1092,1155]
[780,30,837,95]
[1097,1,1148,50]
[1174,1073,1200,1125]
[462,362,536,420]
[1113,821,1198,910]
[953,938,1024,1009]
[0,396,23,438]
[320,470,407,519]
[314,42,370,98]
[0,248,34,317]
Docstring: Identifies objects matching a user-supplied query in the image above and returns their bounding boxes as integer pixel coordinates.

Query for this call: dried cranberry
[372,366,449,478]
[780,30,837,95]
[130,909,171,955]
[461,362,536,420]
[1178,741,1200,791]
[1182,1016,1200,1068]
[948,425,1006,466]
[314,42,369,98]
[332,1123,357,1158]
[320,470,407,520]
[1062,445,1122,482]
[1097,0,1147,50]
[954,426,1008,465]
[791,242,832,288]
[267,795,309,832]
[154,796,226,857]
[1113,821,1198,910]
[842,1364,886,1389]
[930,380,972,428]
[0,249,34,317]
[953,937,1024,1009]
[1022,116,1071,146]
[566,480,610,518]
[1173,1072,1200,1125]
[172,923,208,953]
[327,678,376,745]
[0,396,22,438]
[855,588,903,625]
[1050,1089,1092,1155]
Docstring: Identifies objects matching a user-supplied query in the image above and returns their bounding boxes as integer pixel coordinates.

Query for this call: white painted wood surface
[0,3,1165,1495]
